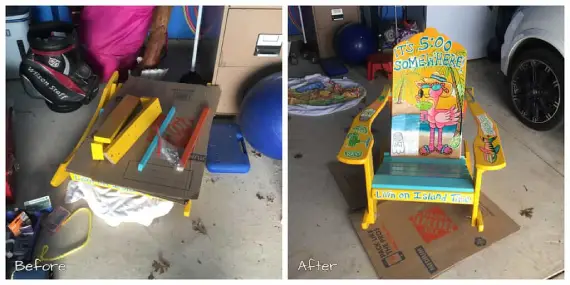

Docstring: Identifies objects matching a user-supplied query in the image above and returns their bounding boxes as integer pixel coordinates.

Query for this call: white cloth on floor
[288,74,367,116]
[65,180,174,227]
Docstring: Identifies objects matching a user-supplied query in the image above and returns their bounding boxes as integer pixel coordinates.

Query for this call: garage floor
[287,58,564,278]
[7,40,282,279]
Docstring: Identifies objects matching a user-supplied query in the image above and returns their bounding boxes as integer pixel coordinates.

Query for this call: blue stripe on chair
[373,153,474,192]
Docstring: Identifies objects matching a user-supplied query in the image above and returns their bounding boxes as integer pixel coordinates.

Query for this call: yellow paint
[183,201,192,217]
[436,96,457,110]
[476,208,484,232]
[472,168,484,226]
[50,71,121,187]
[90,142,105,160]
[362,151,377,230]
[373,189,473,205]
[466,87,506,171]
[104,97,162,164]
[337,85,391,165]
[94,95,140,144]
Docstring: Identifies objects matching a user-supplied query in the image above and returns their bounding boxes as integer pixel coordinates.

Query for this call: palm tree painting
[393,70,425,105]
[435,49,467,149]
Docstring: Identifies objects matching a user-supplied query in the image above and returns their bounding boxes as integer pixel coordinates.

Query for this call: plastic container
[206,123,251,173]
[30,6,71,23]
[6,7,30,79]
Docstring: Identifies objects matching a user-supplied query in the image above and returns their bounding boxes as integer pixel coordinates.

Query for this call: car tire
[507,48,564,131]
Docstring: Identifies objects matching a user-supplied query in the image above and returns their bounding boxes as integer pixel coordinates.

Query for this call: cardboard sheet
[349,194,520,279]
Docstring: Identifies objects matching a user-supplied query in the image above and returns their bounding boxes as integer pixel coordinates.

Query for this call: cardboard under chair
[330,162,520,279]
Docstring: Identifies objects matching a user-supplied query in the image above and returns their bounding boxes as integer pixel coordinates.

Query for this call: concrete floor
[287,58,564,279]
[7,40,282,279]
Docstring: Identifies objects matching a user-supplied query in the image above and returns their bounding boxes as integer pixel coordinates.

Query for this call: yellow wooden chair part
[337,28,506,232]
[51,71,121,188]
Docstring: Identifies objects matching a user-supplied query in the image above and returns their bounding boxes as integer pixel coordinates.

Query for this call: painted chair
[337,28,506,232]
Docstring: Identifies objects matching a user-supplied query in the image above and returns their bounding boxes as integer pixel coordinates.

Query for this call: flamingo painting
[415,73,460,156]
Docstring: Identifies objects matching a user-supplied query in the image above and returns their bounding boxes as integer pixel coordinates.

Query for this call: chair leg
[361,152,377,230]
[183,200,192,217]
[476,208,484,232]
[471,169,484,230]
[471,197,479,228]
[362,196,377,230]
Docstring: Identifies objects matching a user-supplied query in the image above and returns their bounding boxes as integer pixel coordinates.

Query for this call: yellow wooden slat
[90,142,105,160]
[94,95,140,144]
[465,87,506,171]
[337,85,391,165]
[373,189,474,205]
[104,97,162,164]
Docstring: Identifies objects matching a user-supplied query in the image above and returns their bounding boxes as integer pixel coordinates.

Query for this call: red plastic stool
[367,52,393,81]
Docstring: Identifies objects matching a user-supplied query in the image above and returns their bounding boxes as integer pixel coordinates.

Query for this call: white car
[501,6,564,131]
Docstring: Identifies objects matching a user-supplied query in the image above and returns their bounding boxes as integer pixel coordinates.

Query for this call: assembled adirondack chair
[337,28,506,232]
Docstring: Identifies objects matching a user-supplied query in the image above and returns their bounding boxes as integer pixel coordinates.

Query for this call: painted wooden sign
[374,189,473,205]
[390,28,467,159]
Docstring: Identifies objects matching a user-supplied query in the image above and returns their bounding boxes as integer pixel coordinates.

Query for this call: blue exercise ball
[239,72,282,160]
[335,23,377,64]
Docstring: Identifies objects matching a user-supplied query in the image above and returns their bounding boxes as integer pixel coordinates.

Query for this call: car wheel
[508,48,564,131]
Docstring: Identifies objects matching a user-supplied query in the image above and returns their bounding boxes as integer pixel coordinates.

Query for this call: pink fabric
[79,6,154,82]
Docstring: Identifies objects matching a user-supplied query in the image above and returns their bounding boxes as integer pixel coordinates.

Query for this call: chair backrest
[390,27,467,159]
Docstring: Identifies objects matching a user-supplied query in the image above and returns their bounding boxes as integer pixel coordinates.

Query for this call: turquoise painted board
[373,153,473,192]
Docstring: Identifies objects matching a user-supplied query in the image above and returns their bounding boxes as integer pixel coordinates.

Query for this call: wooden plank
[176,107,210,171]
[90,142,105,160]
[104,97,162,164]
[94,94,140,144]
[138,106,176,172]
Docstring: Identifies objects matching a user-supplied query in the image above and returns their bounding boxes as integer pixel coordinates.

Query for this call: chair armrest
[465,87,506,171]
[337,85,391,165]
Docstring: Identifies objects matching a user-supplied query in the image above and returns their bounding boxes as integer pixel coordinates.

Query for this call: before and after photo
[3,3,565,281]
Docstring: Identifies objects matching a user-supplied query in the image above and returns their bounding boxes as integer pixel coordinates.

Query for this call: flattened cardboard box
[67,77,221,202]
[349,194,520,279]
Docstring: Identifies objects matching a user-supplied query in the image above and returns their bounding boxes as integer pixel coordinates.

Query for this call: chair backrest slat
[390,28,467,159]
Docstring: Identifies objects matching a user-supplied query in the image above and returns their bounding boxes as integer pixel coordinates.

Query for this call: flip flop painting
[390,28,468,159]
